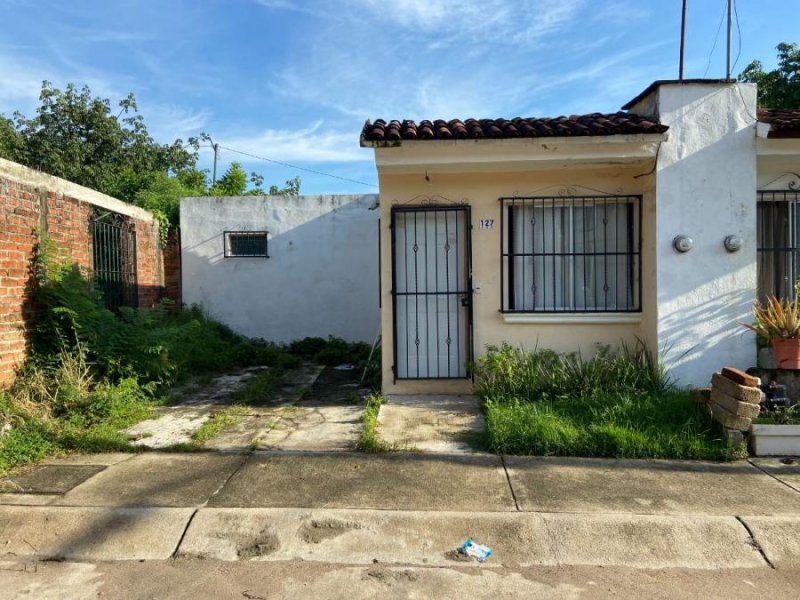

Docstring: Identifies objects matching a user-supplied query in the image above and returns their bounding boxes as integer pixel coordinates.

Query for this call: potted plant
[744,295,800,369]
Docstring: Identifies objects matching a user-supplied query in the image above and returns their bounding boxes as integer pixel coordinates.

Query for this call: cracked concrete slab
[53,453,246,508]
[749,458,800,493]
[208,452,515,511]
[177,508,764,569]
[204,406,362,451]
[253,406,362,451]
[41,453,137,466]
[0,505,194,560]
[0,493,59,506]
[740,516,800,568]
[505,457,800,515]
[178,508,554,566]
[379,395,485,453]
[0,465,106,494]
[122,367,271,449]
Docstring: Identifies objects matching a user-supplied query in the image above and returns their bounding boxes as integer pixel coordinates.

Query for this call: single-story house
[360,79,800,395]
[180,194,380,344]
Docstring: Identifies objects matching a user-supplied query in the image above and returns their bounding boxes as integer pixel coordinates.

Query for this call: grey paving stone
[0,465,105,494]
[53,453,247,507]
[505,457,800,515]
[209,452,515,511]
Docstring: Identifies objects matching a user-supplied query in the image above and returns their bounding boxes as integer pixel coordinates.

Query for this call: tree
[2,82,198,198]
[269,176,302,197]
[739,42,800,109]
[0,81,303,228]
[211,162,248,196]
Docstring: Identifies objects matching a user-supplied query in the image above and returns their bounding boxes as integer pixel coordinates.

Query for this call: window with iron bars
[757,190,800,302]
[224,231,269,258]
[500,195,641,313]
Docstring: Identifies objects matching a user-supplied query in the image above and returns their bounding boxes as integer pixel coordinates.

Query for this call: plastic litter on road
[461,538,493,562]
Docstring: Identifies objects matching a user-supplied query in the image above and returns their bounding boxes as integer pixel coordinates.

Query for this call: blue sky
[0,0,795,194]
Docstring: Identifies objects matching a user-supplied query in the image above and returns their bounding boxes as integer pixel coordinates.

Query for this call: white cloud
[144,103,211,142]
[219,121,370,163]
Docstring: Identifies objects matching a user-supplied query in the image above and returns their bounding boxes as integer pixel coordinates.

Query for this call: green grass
[476,344,746,461]
[231,368,286,405]
[356,394,393,453]
[0,361,156,476]
[192,405,251,445]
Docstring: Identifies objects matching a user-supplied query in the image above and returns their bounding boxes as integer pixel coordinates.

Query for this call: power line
[731,0,742,74]
[215,144,377,189]
[703,0,728,78]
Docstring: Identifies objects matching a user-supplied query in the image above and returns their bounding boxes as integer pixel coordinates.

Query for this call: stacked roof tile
[360,112,668,145]
[758,108,800,138]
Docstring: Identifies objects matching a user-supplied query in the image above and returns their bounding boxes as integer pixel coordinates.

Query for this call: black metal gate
[91,211,139,311]
[391,205,472,380]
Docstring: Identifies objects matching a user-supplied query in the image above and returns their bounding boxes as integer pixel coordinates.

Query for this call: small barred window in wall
[500,196,641,313]
[757,191,800,302]
[225,231,269,257]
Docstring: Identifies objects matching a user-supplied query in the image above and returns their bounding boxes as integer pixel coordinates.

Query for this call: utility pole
[726,0,732,80]
[202,134,221,186]
[211,142,220,186]
[679,0,687,80]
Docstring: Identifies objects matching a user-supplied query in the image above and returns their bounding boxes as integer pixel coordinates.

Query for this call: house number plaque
[479,219,494,230]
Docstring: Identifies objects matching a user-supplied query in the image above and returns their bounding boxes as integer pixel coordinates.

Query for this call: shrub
[475,344,741,460]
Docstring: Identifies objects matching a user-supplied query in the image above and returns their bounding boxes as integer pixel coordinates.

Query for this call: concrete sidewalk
[1,452,800,570]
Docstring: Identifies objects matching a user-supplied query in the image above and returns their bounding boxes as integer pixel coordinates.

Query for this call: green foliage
[484,393,742,460]
[754,404,800,425]
[268,176,302,197]
[743,293,800,340]
[1,82,198,199]
[474,342,671,403]
[356,393,394,453]
[0,81,303,229]
[475,345,741,460]
[289,336,371,366]
[231,368,287,405]
[211,162,248,196]
[739,42,800,108]
[192,404,250,445]
[32,239,291,385]
[0,349,155,476]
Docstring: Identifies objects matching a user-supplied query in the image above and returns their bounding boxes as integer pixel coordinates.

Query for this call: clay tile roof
[758,108,800,138]
[361,112,667,145]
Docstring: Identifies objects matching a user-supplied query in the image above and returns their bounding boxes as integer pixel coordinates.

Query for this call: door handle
[461,296,471,308]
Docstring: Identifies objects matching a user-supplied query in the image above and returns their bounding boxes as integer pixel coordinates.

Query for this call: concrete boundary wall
[0,158,163,388]
[181,194,380,343]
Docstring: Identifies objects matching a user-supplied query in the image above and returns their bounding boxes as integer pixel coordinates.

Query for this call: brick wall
[0,158,165,388]
[163,228,182,305]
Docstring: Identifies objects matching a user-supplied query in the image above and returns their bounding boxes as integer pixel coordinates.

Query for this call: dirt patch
[302,368,369,406]
[299,518,362,544]
[443,549,474,563]
[236,528,280,559]
[364,568,419,585]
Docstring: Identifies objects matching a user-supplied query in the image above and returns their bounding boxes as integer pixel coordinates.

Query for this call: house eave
[371,133,667,174]
[756,137,800,157]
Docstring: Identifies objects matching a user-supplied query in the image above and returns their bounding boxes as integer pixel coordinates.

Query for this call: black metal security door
[91,211,139,311]
[391,206,472,380]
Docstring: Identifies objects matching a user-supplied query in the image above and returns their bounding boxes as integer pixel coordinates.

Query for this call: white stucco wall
[651,82,758,387]
[181,194,380,343]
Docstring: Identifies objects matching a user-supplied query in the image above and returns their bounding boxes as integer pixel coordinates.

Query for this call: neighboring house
[180,194,380,343]
[361,80,800,394]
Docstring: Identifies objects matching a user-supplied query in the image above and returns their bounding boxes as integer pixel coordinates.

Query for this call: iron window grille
[91,210,139,311]
[224,231,269,258]
[500,195,642,313]
[757,190,800,302]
